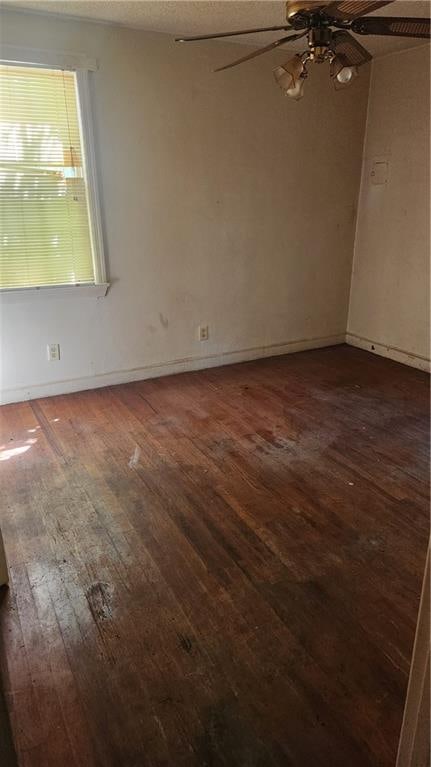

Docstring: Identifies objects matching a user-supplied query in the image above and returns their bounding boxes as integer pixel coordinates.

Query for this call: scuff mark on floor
[85,581,114,622]
[178,633,193,654]
[128,446,141,468]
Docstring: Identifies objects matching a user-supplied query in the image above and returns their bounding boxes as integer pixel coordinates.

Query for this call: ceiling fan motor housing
[286,1,333,27]
[286,1,326,21]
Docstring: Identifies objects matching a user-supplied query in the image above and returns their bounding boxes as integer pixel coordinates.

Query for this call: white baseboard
[0,333,345,405]
[346,332,430,373]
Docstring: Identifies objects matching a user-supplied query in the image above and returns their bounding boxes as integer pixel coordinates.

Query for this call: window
[0,62,106,292]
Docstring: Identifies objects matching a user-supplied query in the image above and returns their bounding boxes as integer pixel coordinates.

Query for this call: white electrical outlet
[198,325,209,342]
[47,343,60,361]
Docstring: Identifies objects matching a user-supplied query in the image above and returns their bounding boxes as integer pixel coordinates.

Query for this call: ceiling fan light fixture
[334,64,358,89]
[273,54,306,98]
[330,54,358,89]
[273,65,295,91]
[176,1,431,102]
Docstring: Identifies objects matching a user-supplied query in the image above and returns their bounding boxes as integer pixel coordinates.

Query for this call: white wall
[347,45,430,372]
[0,8,370,403]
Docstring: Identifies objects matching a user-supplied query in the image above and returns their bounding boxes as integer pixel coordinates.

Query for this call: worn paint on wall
[348,45,430,365]
[0,9,370,402]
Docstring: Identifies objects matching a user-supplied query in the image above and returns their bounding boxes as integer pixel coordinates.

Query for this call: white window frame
[0,45,109,299]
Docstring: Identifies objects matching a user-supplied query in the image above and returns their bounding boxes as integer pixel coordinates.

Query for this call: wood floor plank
[0,345,429,766]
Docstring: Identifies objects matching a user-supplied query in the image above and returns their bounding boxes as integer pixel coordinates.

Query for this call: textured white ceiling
[3,0,431,56]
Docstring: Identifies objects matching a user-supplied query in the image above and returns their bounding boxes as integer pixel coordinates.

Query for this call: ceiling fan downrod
[308,26,333,61]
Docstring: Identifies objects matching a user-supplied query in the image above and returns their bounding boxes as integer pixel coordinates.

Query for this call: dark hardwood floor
[0,345,429,767]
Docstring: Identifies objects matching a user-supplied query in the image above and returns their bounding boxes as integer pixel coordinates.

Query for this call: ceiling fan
[176,1,431,100]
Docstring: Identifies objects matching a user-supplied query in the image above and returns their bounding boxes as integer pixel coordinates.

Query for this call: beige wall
[0,8,369,403]
[347,45,430,371]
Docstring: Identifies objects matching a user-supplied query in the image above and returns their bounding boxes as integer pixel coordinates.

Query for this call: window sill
[0,283,110,301]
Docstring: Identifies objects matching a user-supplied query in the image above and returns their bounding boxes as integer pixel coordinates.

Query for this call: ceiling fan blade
[332,30,372,66]
[214,31,307,73]
[175,25,293,43]
[325,1,394,20]
[352,16,431,39]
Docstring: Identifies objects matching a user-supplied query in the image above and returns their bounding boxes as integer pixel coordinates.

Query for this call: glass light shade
[286,78,305,100]
[273,66,294,92]
[273,55,305,98]
[334,64,358,90]
[336,66,356,84]
[330,55,358,90]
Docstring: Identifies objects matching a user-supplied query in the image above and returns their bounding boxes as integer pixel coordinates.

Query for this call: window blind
[0,64,95,289]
